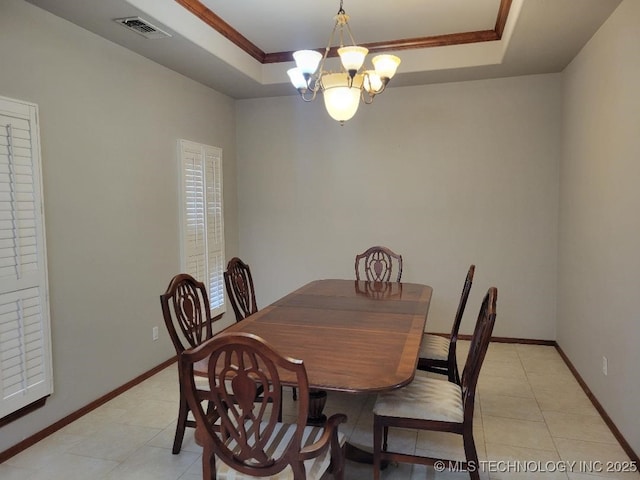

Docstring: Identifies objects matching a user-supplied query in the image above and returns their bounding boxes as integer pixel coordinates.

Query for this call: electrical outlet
[602,356,608,376]
[152,326,159,341]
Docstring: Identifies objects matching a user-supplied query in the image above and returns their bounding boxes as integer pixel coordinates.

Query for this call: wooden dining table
[197,278,433,463]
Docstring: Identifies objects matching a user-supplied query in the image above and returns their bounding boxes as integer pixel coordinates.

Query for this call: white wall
[558,0,640,455]
[236,74,562,340]
[0,0,238,453]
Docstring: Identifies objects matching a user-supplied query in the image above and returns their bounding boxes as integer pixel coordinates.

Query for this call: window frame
[178,139,226,318]
[0,95,53,419]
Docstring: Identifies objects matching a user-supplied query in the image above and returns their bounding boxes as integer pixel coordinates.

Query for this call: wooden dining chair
[354,246,403,283]
[224,256,298,401]
[417,264,475,384]
[372,287,497,480]
[180,332,348,480]
[160,273,220,454]
[224,257,258,322]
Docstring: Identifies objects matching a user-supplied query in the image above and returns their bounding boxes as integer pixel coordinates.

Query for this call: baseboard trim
[555,343,639,467]
[440,334,638,464]
[456,334,556,346]
[0,356,177,464]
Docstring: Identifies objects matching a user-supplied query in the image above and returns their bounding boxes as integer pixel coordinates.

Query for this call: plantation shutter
[0,96,52,418]
[179,140,225,317]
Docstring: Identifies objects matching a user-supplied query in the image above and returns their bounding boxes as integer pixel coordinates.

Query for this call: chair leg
[330,443,346,480]
[292,386,297,401]
[202,438,215,480]
[373,416,383,480]
[463,427,480,480]
[172,394,189,454]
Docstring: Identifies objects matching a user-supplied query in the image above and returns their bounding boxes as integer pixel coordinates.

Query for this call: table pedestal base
[306,389,327,426]
[345,442,389,469]
[307,389,388,469]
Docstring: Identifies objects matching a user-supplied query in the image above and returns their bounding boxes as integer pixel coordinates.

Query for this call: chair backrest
[224,257,258,322]
[460,287,497,421]
[160,273,216,355]
[355,246,403,283]
[180,332,311,478]
[447,265,475,361]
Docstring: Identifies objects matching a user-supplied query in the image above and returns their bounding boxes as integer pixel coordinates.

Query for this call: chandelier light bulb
[287,68,307,90]
[293,50,323,76]
[372,54,401,80]
[363,71,383,94]
[322,73,363,123]
[337,46,369,76]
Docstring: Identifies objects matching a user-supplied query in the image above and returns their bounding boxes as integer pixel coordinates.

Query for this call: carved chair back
[460,287,497,422]
[224,257,258,322]
[160,273,216,354]
[180,333,314,478]
[354,246,403,283]
[447,264,475,383]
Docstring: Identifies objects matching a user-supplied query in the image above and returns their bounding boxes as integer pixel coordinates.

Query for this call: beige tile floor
[1,342,638,479]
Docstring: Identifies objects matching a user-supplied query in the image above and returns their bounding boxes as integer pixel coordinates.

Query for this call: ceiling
[23,0,622,99]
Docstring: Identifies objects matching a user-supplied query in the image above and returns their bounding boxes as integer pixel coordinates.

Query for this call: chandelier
[286,1,401,124]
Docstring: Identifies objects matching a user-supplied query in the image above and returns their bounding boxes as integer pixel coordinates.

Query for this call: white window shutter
[0,96,52,418]
[179,140,225,317]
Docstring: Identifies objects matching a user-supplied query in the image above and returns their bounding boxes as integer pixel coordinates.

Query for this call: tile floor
[1,342,638,479]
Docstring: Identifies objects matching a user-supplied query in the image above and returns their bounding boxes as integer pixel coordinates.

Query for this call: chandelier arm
[299,88,319,102]
[372,81,388,96]
[361,90,375,105]
[377,78,390,94]
[343,22,358,47]
[317,22,341,74]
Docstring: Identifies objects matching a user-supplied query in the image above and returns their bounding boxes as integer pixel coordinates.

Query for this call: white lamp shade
[293,50,323,75]
[321,73,363,122]
[372,54,401,79]
[337,46,369,72]
[287,68,307,89]
[363,70,383,94]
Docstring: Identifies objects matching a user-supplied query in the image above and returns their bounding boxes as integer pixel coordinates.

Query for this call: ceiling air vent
[114,17,172,39]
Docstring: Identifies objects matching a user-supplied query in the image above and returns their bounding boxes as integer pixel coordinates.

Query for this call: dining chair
[160,273,220,454]
[224,256,298,401]
[417,264,475,384]
[180,332,348,480]
[224,257,258,322]
[354,246,403,283]
[372,287,497,480]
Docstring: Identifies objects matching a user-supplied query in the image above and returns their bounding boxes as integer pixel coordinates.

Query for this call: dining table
[196,278,433,463]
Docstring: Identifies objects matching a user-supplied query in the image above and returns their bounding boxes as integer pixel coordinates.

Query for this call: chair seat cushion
[418,333,450,360]
[216,423,346,480]
[373,371,463,423]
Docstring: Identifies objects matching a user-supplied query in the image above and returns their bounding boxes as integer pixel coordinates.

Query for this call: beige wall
[236,74,562,340]
[0,0,239,453]
[558,0,640,455]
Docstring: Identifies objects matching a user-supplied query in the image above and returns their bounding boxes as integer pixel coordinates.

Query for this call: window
[0,96,52,419]
[178,140,225,317]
